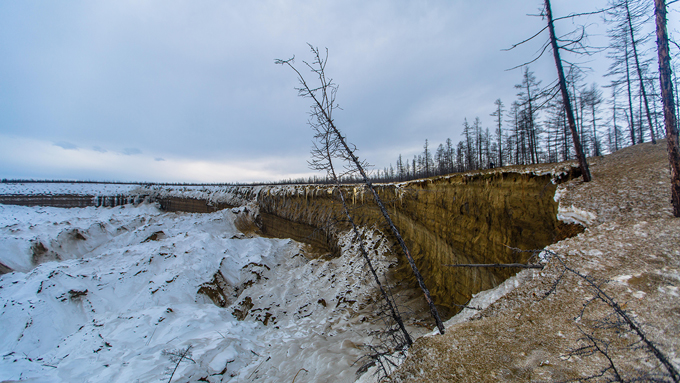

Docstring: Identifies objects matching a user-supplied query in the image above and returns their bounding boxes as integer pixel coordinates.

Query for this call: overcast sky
[0,0,674,183]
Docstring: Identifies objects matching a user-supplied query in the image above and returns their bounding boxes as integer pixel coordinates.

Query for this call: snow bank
[0,183,142,196]
[0,204,403,382]
[442,268,538,329]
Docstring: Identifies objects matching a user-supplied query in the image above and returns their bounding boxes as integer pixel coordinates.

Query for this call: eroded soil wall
[252,171,580,315]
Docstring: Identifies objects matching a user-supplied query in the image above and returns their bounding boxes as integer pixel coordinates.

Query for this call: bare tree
[423,139,433,177]
[623,0,657,144]
[516,67,542,164]
[276,45,446,334]
[491,99,505,167]
[605,0,658,145]
[462,118,473,171]
[654,0,680,217]
[504,1,593,181]
[583,83,604,156]
[544,0,593,181]
[293,49,414,348]
[162,345,195,383]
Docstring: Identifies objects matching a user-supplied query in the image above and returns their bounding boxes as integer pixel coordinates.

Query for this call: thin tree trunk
[545,0,592,182]
[650,79,662,139]
[337,183,413,346]
[444,263,543,269]
[640,86,645,142]
[526,79,538,164]
[625,36,637,145]
[626,0,657,144]
[592,103,600,156]
[279,51,446,333]
[655,0,680,217]
[497,103,504,167]
[613,100,620,151]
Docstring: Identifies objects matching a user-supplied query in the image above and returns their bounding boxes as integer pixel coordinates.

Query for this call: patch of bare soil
[390,140,680,382]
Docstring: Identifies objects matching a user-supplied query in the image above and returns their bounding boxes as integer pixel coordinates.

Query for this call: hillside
[390,140,680,381]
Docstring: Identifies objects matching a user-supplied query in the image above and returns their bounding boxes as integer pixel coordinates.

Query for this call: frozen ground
[0,202,416,382]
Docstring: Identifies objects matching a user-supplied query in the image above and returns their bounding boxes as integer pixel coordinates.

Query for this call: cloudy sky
[0,0,671,183]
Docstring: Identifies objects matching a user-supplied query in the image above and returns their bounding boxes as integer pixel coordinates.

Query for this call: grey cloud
[54,141,78,150]
[122,148,142,155]
[0,0,620,181]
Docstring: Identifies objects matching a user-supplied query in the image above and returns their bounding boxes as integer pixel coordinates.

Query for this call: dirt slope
[390,140,680,382]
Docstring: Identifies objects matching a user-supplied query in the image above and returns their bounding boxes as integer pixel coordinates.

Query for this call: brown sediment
[250,169,583,316]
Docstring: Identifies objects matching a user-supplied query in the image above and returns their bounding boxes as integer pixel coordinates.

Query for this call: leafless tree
[162,345,195,383]
[504,1,595,181]
[654,0,680,217]
[491,98,505,167]
[544,0,593,181]
[616,0,657,144]
[276,45,446,334]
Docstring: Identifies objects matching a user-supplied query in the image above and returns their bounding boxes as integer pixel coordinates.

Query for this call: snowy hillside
[0,203,405,382]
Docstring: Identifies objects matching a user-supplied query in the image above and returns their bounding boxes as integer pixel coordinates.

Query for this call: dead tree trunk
[624,36,638,145]
[319,129,413,346]
[277,47,446,334]
[626,0,657,144]
[545,0,592,182]
[654,0,680,217]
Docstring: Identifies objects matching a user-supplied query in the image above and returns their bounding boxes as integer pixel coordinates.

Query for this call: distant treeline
[0,177,367,187]
[0,179,236,187]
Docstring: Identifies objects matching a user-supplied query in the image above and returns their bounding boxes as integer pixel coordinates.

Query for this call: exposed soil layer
[252,168,582,317]
[156,196,233,213]
[390,140,680,382]
[0,194,96,208]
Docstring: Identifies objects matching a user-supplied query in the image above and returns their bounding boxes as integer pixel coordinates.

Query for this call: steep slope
[390,140,680,381]
[143,165,582,320]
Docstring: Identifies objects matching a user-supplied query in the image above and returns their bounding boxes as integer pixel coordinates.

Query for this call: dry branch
[443,263,543,269]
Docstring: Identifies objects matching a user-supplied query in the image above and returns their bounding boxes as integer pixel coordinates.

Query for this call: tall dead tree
[624,0,657,144]
[654,0,680,217]
[309,118,413,347]
[505,1,593,181]
[606,0,658,145]
[544,0,592,181]
[276,45,446,334]
[515,68,541,164]
[491,99,505,167]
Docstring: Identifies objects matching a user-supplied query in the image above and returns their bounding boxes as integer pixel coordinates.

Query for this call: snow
[0,203,402,382]
[422,267,540,334]
[556,204,598,227]
[0,182,142,196]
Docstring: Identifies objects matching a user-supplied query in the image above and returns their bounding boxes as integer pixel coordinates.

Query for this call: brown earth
[252,168,580,319]
[389,140,680,382]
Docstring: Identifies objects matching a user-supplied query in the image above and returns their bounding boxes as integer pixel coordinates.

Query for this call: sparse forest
[342,0,679,186]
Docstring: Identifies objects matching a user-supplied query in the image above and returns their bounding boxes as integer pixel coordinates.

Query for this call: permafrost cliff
[140,165,583,318]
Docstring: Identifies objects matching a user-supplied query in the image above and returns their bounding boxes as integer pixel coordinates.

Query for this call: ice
[556,204,597,226]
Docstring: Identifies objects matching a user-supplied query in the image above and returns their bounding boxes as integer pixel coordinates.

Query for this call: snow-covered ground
[0,202,406,382]
[0,182,143,196]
